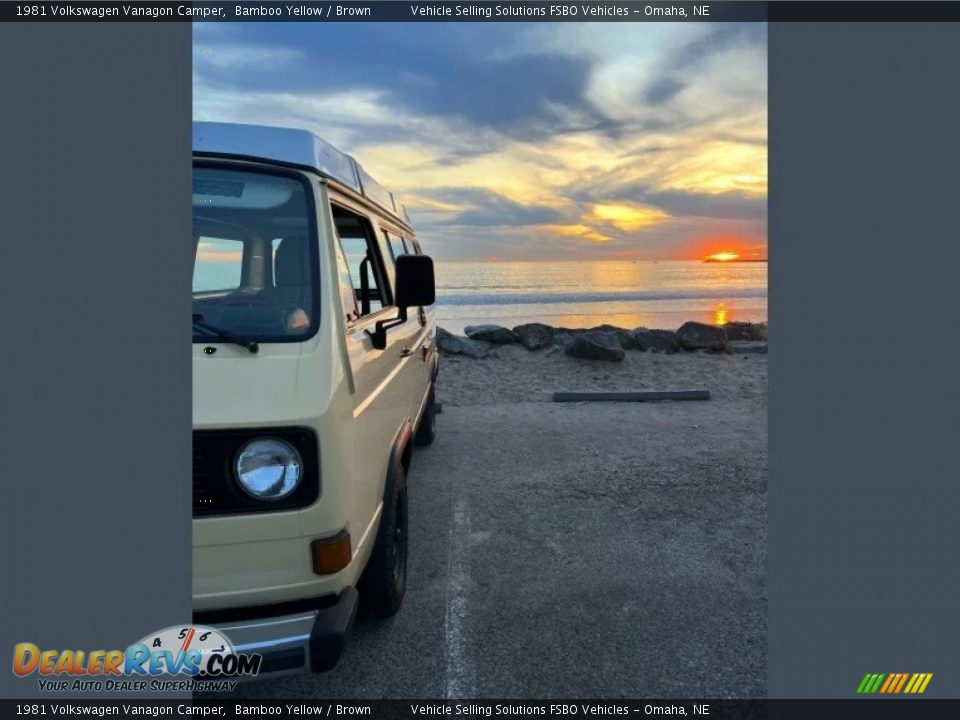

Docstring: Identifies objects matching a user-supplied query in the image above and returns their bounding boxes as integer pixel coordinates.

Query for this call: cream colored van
[191,122,438,675]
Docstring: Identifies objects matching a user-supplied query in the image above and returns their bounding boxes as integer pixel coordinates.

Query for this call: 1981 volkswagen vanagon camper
[192,122,439,674]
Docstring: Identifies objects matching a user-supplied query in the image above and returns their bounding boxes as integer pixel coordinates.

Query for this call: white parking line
[444,496,474,699]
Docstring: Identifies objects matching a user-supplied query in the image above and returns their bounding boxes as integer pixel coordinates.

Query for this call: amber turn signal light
[311,531,352,575]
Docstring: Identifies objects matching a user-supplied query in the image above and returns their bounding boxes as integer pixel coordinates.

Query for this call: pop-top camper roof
[193,121,412,225]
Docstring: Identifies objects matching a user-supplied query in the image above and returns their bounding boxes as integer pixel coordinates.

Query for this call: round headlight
[234,438,302,501]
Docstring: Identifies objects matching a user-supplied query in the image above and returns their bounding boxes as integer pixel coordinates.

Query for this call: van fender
[365,420,411,566]
[390,418,414,479]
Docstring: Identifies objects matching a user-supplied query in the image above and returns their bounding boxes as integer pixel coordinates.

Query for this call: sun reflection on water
[713,303,729,326]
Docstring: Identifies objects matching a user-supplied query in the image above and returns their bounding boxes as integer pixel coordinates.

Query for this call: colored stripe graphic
[886,673,901,693]
[893,673,910,693]
[860,672,933,694]
[857,673,886,693]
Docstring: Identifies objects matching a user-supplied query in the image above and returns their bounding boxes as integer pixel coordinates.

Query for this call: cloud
[644,189,767,220]
[573,182,766,221]
[194,24,614,142]
[416,188,566,228]
[643,77,687,106]
[192,23,767,261]
[590,204,670,232]
[455,202,566,228]
[543,224,612,244]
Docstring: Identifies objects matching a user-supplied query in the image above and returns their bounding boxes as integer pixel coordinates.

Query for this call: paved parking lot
[233,394,766,699]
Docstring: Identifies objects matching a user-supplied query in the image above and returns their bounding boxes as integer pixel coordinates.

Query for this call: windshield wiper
[193,314,259,354]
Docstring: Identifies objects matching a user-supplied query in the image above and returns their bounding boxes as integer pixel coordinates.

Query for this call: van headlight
[234,438,302,501]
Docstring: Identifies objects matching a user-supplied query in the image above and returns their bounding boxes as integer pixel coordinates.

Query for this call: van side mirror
[394,254,435,308]
[365,254,436,350]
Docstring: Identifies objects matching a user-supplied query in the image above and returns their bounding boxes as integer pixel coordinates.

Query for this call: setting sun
[705,251,741,262]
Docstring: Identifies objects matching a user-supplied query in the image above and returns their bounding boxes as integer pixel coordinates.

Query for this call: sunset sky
[193,23,767,262]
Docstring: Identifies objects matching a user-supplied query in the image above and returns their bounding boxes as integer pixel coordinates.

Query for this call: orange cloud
[542,223,612,244]
[590,203,669,232]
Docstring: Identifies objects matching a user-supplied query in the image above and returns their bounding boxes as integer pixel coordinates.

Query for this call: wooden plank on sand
[552,390,710,402]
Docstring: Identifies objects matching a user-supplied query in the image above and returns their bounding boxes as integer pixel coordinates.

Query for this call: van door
[330,199,421,510]
[380,226,433,414]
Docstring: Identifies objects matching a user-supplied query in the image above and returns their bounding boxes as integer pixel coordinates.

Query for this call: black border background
[0,22,193,699]
[2,11,960,703]
[768,21,960,698]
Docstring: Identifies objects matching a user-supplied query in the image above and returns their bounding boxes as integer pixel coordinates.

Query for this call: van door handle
[400,347,413,358]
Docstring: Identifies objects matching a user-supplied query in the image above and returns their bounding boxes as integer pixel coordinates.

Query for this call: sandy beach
[437,340,767,408]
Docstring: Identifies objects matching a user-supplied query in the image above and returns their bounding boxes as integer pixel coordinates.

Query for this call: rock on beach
[435,321,765,360]
[436,327,493,358]
[677,321,730,352]
[564,332,626,362]
[511,323,554,350]
[464,324,517,344]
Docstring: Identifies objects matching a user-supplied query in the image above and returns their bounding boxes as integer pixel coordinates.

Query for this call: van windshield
[192,166,318,343]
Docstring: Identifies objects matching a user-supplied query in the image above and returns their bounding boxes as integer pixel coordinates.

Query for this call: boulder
[590,324,637,349]
[464,324,516,344]
[588,323,625,334]
[724,321,767,341]
[630,329,680,353]
[677,321,730,352]
[551,328,579,350]
[564,332,625,362]
[436,327,492,358]
[511,323,554,351]
[619,327,646,351]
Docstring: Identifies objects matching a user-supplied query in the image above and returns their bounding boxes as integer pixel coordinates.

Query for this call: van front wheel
[359,460,408,618]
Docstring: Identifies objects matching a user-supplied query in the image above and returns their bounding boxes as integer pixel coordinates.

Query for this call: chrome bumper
[207,587,358,678]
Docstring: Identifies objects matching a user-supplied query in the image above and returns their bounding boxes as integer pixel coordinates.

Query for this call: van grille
[193,427,319,517]
[192,443,212,512]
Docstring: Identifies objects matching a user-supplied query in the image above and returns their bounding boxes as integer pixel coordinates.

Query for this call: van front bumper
[195,586,358,678]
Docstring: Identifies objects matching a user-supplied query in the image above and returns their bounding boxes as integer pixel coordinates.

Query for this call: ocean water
[434,260,767,335]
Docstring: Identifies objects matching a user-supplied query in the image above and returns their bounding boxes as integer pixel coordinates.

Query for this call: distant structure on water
[703,258,768,263]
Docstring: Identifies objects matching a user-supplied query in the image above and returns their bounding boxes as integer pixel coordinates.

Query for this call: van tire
[414,385,437,447]
[359,460,408,618]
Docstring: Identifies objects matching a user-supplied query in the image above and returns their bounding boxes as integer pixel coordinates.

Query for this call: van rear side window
[384,231,407,261]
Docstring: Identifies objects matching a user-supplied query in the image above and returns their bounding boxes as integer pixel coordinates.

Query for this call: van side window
[383,231,407,262]
[332,205,392,316]
[332,235,360,322]
[379,229,408,291]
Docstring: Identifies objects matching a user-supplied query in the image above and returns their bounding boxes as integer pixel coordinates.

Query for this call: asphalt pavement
[233,398,766,699]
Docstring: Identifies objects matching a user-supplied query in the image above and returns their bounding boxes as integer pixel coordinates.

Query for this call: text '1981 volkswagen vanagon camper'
[192,122,439,675]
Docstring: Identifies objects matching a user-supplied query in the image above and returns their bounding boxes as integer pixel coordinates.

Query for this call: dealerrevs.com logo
[12,625,261,693]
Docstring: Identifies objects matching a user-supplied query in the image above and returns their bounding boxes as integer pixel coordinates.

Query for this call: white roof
[193,121,411,225]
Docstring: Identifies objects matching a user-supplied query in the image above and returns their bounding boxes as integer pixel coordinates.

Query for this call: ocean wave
[435,288,767,306]
[436,283,583,291]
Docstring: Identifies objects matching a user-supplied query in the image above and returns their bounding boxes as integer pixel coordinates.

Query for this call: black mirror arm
[359,255,372,316]
[365,306,408,350]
